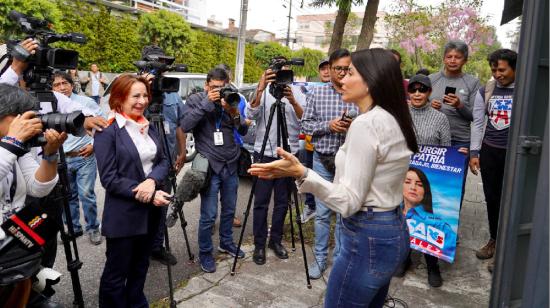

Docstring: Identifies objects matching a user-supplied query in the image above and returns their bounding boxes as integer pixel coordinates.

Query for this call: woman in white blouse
[0,84,66,307]
[94,74,171,307]
[249,49,418,307]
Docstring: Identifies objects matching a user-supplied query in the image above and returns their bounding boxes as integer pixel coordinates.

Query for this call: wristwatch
[42,152,59,163]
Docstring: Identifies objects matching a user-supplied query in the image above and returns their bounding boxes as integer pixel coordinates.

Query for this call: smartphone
[444,86,456,95]
[443,86,456,104]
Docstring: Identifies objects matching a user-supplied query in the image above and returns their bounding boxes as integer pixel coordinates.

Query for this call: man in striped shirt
[301,48,358,279]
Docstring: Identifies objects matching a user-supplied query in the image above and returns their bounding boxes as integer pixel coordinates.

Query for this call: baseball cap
[318,58,329,68]
[408,74,432,89]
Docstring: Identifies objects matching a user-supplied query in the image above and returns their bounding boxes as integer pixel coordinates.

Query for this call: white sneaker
[299,207,316,223]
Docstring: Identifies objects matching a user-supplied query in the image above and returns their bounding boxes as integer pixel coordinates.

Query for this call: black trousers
[253,153,291,248]
[479,143,507,240]
[99,233,155,308]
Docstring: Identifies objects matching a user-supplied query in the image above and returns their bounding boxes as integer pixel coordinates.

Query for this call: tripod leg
[163,227,177,308]
[231,103,278,275]
[287,188,296,251]
[231,177,258,275]
[291,186,312,288]
[177,209,195,262]
[55,153,85,307]
[277,100,311,288]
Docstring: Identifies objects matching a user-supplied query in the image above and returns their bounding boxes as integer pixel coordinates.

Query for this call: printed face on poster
[401,145,468,263]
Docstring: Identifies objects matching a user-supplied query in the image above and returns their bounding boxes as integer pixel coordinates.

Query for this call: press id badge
[164,121,171,135]
[214,131,224,146]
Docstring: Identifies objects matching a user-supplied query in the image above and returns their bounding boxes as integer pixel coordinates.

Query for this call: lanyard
[215,109,225,131]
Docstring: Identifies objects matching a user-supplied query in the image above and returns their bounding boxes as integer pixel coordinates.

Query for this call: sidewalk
[172,172,492,307]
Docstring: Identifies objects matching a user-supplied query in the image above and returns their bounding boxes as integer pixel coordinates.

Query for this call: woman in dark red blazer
[94,74,171,307]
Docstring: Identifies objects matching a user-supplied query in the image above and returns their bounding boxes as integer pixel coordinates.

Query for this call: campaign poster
[402,145,467,263]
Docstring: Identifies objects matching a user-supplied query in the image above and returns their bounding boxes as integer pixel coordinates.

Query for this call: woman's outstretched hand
[248,147,306,179]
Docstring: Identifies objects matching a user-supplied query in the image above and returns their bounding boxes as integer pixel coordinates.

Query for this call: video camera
[8,10,85,88]
[7,10,87,146]
[134,54,188,114]
[268,57,304,100]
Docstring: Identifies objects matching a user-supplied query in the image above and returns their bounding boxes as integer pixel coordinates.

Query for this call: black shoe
[268,242,289,259]
[427,264,443,287]
[151,247,178,265]
[27,292,63,308]
[72,230,83,238]
[394,256,412,278]
[253,247,266,265]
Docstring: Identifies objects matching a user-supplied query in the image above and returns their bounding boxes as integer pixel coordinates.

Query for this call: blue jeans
[325,208,409,308]
[90,95,100,104]
[67,154,100,232]
[312,152,341,264]
[198,166,239,254]
[451,140,470,207]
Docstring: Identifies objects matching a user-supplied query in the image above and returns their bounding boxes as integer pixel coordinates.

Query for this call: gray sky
[204,0,518,48]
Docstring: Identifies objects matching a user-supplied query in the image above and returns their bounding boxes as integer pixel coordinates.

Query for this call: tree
[253,42,292,69]
[0,0,62,41]
[310,0,363,54]
[292,47,326,79]
[385,0,497,70]
[56,0,140,72]
[356,0,380,50]
[322,12,360,50]
[138,9,196,65]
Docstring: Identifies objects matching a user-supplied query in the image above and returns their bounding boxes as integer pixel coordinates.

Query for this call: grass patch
[283,201,337,247]
[150,298,169,308]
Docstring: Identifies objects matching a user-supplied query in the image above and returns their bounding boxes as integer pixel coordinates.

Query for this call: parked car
[102,72,207,162]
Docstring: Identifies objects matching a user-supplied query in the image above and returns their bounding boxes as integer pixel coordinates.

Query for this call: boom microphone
[165,168,207,228]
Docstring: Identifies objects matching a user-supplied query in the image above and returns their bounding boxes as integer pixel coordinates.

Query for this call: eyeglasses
[332,66,350,73]
[407,85,430,94]
[52,81,70,88]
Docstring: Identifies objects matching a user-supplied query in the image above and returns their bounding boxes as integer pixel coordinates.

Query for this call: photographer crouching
[0,84,66,307]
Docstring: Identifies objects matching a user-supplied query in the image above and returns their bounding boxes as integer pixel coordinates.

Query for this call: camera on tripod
[134,53,188,113]
[7,10,87,147]
[268,57,304,99]
[134,54,188,93]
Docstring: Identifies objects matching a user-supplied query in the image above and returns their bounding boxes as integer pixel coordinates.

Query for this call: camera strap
[214,110,224,146]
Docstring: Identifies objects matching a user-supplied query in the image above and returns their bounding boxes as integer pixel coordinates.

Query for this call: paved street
[172,171,493,308]
[53,168,255,307]
[53,169,493,307]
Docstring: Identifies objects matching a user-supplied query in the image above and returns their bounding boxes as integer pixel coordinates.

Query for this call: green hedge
[0,0,325,83]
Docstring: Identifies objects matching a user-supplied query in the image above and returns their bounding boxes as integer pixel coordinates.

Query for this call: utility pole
[235,0,248,87]
[285,0,292,47]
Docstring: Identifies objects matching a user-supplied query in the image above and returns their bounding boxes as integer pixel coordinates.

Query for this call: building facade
[295,11,389,52]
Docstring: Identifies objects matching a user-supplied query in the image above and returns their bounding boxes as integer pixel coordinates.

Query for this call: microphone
[166,168,208,228]
[341,109,358,122]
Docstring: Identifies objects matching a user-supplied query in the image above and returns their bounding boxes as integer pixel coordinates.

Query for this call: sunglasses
[407,85,430,94]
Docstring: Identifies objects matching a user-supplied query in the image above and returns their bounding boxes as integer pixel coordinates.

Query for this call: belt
[65,151,80,158]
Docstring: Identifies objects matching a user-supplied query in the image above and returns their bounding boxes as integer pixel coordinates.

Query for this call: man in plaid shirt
[301,48,358,279]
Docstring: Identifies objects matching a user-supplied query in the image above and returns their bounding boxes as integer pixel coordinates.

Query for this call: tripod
[230,95,311,289]
[147,94,195,308]
[24,90,85,307]
[54,151,85,308]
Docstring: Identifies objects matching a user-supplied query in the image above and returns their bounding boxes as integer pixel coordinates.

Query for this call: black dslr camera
[7,10,87,146]
[268,57,304,100]
[134,54,187,114]
[218,85,240,109]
